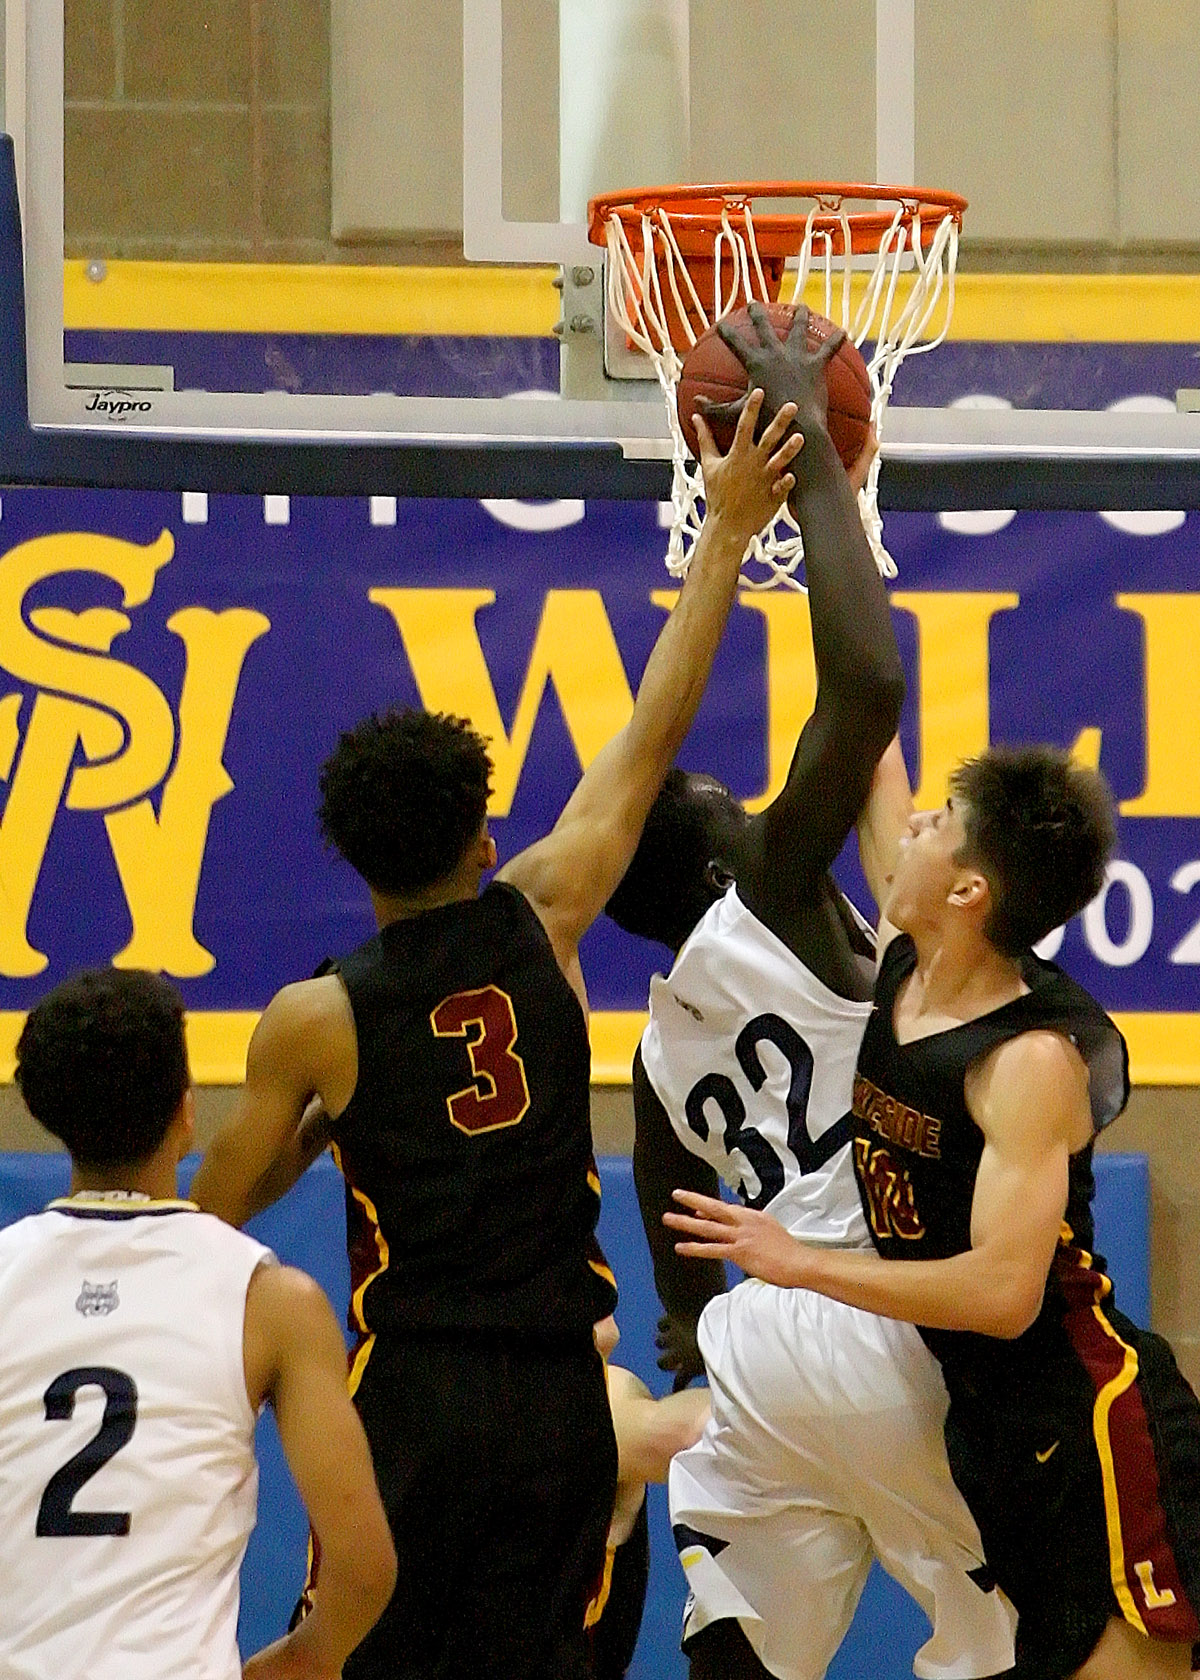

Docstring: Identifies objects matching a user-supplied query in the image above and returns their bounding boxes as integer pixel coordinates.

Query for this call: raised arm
[242,1265,396,1680]
[499,394,802,983]
[857,734,914,959]
[723,305,905,939]
[665,1030,1092,1339]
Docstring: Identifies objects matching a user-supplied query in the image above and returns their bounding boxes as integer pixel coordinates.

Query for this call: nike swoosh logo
[1035,1441,1060,1463]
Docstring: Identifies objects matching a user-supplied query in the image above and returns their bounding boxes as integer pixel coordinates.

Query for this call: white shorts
[670,1279,1017,1680]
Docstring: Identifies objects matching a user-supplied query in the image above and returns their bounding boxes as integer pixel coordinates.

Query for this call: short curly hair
[16,969,190,1169]
[951,745,1116,956]
[318,709,494,895]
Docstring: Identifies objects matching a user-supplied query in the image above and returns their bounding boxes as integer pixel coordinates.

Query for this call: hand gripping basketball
[701,300,846,450]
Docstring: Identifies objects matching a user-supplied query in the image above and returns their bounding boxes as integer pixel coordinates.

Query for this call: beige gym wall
[60,0,1200,263]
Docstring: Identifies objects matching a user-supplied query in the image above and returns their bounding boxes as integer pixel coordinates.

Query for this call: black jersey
[327,880,618,1340]
[852,933,1129,1386]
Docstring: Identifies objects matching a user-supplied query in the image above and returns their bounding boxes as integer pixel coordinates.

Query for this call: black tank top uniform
[300,884,619,1680]
[853,935,1200,1679]
[328,880,617,1342]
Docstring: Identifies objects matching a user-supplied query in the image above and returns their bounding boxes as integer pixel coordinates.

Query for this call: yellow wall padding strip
[1110,1015,1200,1088]
[0,1008,1195,1088]
[64,261,561,337]
[64,262,1200,343]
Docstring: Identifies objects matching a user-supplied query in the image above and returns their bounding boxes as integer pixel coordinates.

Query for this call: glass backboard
[7,0,1200,501]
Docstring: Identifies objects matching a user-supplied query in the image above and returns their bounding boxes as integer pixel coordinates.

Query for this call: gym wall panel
[1116,1,1200,245]
[330,0,462,240]
[917,0,1116,244]
[688,0,877,186]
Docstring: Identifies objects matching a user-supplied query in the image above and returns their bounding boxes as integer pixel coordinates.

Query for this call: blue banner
[0,342,1198,1079]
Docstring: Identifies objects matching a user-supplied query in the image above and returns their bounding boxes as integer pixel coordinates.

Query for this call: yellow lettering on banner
[1115,595,1200,816]
[0,697,122,974]
[0,532,177,811]
[369,588,634,815]
[890,592,1019,807]
[1070,727,1103,769]
[0,530,269,978]
[106,608,271,976]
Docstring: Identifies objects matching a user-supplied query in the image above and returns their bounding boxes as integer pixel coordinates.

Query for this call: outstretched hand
[665,1189,813,1290]
[694,385,802,539]
[700,300,845,461]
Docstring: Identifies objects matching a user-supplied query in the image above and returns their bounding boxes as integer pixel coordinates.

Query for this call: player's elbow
[863,665,906,740]
[361,1524,399,1617]
[987,1271,1047,1339]
[830,663,905,756]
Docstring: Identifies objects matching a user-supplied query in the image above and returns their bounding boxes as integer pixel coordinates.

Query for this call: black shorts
[944,1306,1200,1680]
[343,1329,618,1680]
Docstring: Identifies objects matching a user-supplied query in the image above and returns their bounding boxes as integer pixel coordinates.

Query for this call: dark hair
[15,969,189,1169]
[950,745,1116,955]
[606,769,740,953]
[318,710,493,895]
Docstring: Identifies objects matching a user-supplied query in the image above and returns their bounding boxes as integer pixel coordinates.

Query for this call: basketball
[676,303,872,472]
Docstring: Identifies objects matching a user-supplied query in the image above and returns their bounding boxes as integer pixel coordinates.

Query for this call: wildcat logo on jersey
[0,530,270,978]
[853,1137,925,1241]
[76,1280,119,1316]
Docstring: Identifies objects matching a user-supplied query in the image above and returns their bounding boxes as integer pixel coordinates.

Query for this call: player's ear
[474,823,497,872]
[948,868,989,914]
[705,859,735,893]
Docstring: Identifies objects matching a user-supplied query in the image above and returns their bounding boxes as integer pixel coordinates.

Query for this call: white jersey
[640,885,873,1245]
[0,1196,274,1680]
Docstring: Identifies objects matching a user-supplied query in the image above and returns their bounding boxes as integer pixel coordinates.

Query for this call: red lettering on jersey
[853,1072,941,1158]
[853,1137,925,1241]
[430,985,531,1134]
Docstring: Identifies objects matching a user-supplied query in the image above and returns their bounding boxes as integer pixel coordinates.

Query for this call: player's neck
[370,839,491,927]
[371,874,479,926]
[907,922,1025,1021]
[69,1154,181,1202]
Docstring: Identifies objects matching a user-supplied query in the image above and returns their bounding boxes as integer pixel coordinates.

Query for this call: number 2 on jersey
[37,1366,138,1537]
[431,985,531,1134]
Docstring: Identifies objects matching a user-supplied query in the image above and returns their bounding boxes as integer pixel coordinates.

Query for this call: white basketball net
[600,192,961,589]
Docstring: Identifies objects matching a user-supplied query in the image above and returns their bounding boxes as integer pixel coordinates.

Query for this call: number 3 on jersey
[431,985,531,1134]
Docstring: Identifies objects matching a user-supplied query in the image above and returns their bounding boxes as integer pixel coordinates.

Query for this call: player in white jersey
[606,306,1016,1680]
[0,967,395,1680]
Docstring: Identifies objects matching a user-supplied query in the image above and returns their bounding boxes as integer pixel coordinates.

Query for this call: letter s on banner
[479,392,585,532]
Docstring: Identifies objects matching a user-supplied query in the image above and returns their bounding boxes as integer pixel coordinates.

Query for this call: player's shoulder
[244,1260,343,1362]
[0,1208,55,1263]
[969,1026,1092,1145]
[255,972,354,1055]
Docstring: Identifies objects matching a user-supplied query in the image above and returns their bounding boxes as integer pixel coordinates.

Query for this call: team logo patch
[76,1280,119,1316]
